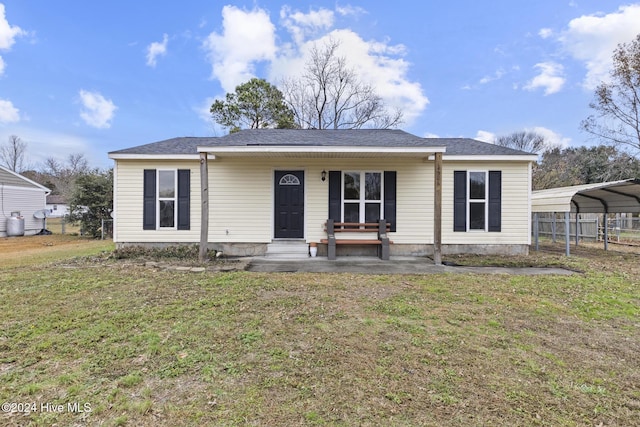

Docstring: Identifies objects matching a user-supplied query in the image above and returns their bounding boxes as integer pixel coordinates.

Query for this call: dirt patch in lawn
[0,234,113,268]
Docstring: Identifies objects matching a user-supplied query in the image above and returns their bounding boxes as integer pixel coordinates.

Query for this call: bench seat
[323,219,392,260]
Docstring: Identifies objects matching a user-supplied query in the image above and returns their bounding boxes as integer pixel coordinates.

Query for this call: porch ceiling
[197,145,447,159]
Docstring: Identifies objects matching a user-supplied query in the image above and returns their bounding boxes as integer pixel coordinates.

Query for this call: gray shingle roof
[108,129,534,156]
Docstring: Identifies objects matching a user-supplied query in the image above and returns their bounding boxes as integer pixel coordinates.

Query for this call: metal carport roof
[532,179,640,214]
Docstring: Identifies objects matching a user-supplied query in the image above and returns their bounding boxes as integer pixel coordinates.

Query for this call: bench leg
[328,237,337,260]
[379,240,390,261]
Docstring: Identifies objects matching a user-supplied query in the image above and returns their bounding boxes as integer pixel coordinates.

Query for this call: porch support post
[199,152,209,262]
[433,152,442,265]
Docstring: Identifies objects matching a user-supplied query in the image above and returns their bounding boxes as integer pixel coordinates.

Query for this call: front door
[274,170,304,238]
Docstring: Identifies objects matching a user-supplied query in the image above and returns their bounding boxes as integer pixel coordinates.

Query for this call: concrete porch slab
[245,256,575,275]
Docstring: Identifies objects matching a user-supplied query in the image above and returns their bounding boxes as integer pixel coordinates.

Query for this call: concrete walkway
[246,256,575,275]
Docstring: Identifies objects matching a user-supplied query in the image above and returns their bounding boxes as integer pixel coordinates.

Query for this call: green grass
[0,243,639,426]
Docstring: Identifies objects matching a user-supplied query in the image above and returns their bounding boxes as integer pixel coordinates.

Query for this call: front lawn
[0,244,638,426]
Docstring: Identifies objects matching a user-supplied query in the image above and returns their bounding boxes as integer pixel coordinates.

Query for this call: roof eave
[196,145,447,157]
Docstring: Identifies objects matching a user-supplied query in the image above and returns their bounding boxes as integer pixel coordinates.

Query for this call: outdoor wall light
[321,170,327,181]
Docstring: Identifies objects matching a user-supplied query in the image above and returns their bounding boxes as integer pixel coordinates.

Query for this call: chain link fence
[533,213,640,244]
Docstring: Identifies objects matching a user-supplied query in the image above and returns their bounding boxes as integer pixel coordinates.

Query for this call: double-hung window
[143,169,190,230]
[454,170,501,232]
[343,171,382,223]
[468,171,487,231]
[158,170,177,228]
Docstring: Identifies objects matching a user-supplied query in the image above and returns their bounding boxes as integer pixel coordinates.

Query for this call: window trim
[341,171,384,223]
[467,170,488,232]
[157,169,177,229]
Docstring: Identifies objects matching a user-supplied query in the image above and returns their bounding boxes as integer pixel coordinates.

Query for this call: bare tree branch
[281,38,403,130]
[0,135,27,172]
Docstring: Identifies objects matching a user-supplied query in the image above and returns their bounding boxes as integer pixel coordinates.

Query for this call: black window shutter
[383,171,397,232]
[177,169,190,230]
[143,169,156,230]
[328,171,341,221]
[453,171,467,232]
[488,171,502,232]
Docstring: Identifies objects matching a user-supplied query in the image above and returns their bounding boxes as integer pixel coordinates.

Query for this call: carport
[531,179,640,255]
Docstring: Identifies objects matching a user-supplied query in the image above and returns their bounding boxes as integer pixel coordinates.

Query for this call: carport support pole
[604,213,608,251]
[564,212,570,256]
[575,213,579,247]
[199,152,209,262]
[433,151,442,265]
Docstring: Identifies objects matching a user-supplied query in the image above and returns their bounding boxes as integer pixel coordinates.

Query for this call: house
[46,194,70,217]
[0,165,51,237]
[108,129,537,260]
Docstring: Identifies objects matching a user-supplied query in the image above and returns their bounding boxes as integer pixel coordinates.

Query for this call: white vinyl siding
[0,185,48,236]
[442,161,531,245]
[113,157,531,246]
[113,160,200,243]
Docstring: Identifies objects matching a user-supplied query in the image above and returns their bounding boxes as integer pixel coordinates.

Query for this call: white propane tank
[6,211,25,237]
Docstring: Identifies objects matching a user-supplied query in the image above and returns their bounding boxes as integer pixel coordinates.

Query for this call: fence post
[101,219,105,240]
[61,218,66,234]
[565,212,571,256]
[533,212,539,251]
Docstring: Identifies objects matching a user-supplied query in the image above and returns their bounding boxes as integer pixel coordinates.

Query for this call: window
[468,171,487,230]
[454,170,501,232]
[143,169,190,230]
[343,172,382,223]
[328,170,396,231]
[158,170,177,228]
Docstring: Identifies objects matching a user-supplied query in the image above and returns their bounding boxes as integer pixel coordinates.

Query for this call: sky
[1,1,640,169]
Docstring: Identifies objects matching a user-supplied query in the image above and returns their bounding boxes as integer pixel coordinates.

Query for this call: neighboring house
[0,165,51,237]
[108,129,537,258]
[46,194,70,217]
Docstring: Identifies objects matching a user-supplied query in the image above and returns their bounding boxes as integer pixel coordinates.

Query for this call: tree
[280,38,403,130]
[40,153,90,200]
[581,34,640,156]
[533,145,640,190]
[495,130,550,154]
[0,135,27,172]
[210,78,295,133]
[69,169,113,238]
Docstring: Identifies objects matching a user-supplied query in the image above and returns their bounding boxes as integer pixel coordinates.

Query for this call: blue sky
[1,1,640,168]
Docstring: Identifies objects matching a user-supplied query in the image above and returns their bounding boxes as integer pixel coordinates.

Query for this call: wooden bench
[321,219,392,260]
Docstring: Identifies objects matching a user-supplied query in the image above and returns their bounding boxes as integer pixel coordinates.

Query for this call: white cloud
[271,7,428,124]
[0,3,26,76]
[538,28,553,39]
[335,5,367,17]
[526,126,570,148]
[1,126,100,166]
[146,34,168,67]
[78,90,117,129]
[479,68,505,84]
[203,5,429,126]
[524,62,565,95]
[0,98,20,123]
[475,130,496,143]
[202,5,277,92]
[558,4,640,89]
[280,6,334,46]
